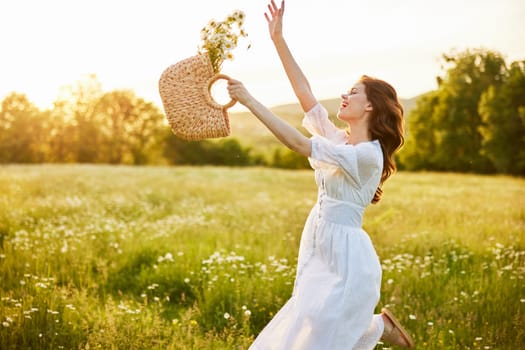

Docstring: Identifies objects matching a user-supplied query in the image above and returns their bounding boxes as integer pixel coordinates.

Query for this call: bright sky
[1,0,524,111]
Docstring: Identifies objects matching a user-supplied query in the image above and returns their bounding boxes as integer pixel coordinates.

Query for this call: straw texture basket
[158,54,236,140]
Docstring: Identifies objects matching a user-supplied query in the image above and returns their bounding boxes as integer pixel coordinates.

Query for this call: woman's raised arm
[265,0,317,112]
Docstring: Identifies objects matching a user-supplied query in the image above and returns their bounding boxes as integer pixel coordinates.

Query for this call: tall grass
[0,165,523,349]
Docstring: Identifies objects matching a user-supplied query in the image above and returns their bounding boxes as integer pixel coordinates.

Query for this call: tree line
[399,49,525,175]
[1,49,524,174]
[0,74,296,168]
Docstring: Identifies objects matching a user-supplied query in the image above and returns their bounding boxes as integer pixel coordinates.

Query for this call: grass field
[0,165,523,349]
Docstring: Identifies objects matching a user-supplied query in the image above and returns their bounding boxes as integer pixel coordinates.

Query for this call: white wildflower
[198,10,249,73]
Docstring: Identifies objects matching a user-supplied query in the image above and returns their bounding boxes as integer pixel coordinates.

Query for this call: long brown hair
[359,75,405,204]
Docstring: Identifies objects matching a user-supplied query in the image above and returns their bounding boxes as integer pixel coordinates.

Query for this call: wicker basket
[158,54,236,140]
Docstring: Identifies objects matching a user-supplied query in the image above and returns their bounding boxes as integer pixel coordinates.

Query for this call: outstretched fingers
[265,0,284,23]
[268,0,278,15]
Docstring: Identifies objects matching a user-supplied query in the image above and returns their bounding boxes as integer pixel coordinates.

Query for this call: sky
[1,0,524,111]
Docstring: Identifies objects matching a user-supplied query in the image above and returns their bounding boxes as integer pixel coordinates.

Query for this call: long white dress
[249,103,385,350]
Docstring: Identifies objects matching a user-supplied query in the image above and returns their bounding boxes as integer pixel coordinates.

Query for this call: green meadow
[0,165,523,349]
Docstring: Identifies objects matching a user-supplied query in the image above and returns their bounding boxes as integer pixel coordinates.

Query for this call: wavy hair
[359,75,405,204]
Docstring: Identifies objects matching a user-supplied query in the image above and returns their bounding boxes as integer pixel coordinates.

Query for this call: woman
[227,1,415,349]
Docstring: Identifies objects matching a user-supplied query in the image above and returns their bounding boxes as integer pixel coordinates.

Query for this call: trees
[0,75,166,165]
[0,74,259,167]
[2,56,523,174]
[163,134,256,166]
[0,93,47,163]
[398,91,440,170]
[272,147,310,169]
[50,74,103,163]
[93,90,165,164]
[400,49,524,174]
[479,61,525,175]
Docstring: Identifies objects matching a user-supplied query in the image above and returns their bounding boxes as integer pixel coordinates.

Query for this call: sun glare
[0,0,523,109]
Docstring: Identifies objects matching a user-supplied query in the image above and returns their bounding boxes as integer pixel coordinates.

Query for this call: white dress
[249,103,385,350]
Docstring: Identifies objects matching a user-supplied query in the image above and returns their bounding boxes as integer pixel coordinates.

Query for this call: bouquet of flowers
[198,10,249,73]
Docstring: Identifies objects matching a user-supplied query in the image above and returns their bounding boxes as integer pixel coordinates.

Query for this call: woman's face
[337,82,372,122]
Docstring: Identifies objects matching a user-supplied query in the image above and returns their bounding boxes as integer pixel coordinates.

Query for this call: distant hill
[228,96,418,153]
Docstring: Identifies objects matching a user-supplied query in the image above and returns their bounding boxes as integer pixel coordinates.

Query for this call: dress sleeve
[302,103,347,143]
[310,136,382,188]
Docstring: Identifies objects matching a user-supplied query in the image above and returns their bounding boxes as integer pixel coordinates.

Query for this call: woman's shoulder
[353,140,383,166]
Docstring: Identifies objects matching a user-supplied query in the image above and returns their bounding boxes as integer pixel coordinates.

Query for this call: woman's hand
[264,0,285,41]
[227,79,254,107]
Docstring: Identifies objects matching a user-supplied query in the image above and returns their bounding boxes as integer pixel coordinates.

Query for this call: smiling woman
[223,1,413,349]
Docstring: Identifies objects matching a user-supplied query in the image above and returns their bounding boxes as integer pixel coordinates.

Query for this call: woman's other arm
[227,79,311,157]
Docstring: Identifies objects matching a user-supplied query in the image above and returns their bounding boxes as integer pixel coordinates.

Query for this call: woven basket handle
[207,74,237,110]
